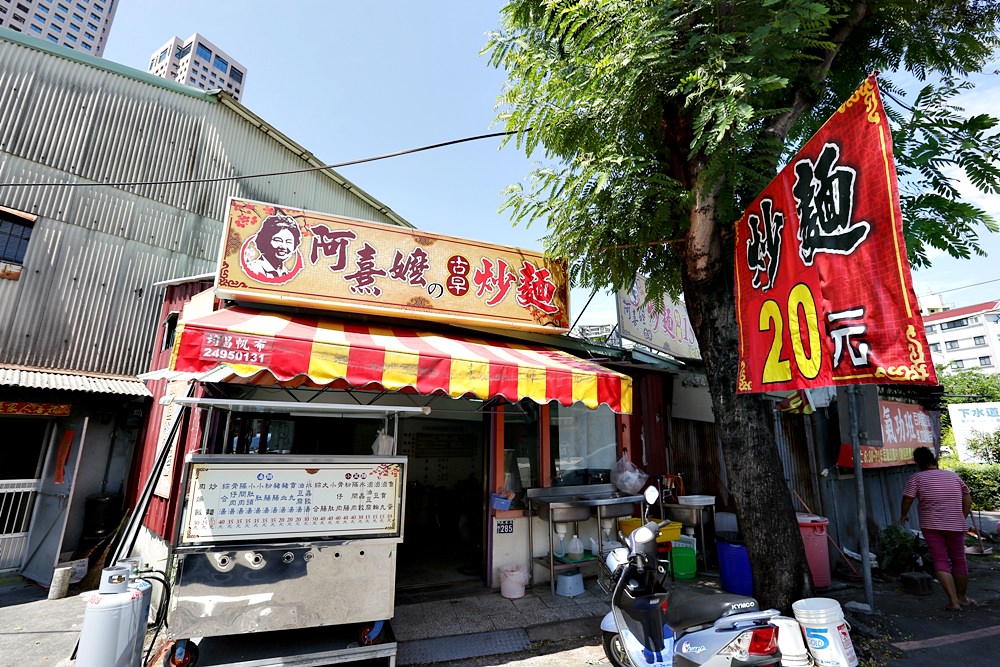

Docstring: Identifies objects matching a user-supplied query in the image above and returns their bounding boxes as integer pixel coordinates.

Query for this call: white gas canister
[117,558,152,660]
[76,566,146,667]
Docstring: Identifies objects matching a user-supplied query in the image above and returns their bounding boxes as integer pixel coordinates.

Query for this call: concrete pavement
[1,514,997,667]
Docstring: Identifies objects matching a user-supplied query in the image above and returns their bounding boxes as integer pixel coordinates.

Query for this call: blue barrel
[716,532,753,596]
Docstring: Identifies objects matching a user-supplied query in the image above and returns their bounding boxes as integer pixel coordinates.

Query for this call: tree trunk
[682,192,813,611]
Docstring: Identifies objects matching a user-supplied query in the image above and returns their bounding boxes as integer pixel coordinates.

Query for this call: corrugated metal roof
[0,366,151,397]
[0,31,416,378]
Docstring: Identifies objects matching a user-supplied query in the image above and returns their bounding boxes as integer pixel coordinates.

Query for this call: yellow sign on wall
[216,198,570,332]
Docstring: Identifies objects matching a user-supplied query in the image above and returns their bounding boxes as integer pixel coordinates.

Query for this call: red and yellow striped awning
[170,307,632,413]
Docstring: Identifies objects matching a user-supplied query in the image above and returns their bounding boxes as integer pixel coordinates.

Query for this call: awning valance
[170,307,632,413]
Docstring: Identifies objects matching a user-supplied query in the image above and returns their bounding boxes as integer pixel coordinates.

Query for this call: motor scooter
[601,487,782,667]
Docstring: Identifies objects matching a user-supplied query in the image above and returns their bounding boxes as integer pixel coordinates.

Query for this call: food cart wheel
[163,638,199,667]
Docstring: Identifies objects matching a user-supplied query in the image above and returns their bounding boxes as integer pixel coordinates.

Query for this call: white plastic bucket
[791,598,858,667]
[500,565,529,599]
[772,616,811,667]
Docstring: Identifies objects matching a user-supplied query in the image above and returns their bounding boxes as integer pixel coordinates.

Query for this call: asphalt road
[424,635,611,667]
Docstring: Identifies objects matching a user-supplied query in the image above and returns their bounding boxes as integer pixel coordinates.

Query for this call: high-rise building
[0,0,117,55]
[147,33,246,101]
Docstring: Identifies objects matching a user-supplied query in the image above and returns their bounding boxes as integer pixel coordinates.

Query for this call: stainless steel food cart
[164,452,406,666]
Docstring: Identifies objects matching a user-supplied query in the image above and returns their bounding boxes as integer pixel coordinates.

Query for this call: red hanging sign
[734,76,937,393]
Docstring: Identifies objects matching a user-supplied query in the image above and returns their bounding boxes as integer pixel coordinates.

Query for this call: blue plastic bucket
[716,533,753,596]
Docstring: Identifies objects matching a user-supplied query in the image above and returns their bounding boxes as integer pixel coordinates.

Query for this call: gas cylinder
[117,558,152,661]
[76,566,145,667]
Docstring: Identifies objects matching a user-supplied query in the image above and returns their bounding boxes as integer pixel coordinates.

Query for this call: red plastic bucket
[797,513,831,588]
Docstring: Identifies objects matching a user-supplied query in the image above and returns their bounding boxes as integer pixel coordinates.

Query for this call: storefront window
[223,413,386,456]
[501,400,539,506]
[550,403,617,486]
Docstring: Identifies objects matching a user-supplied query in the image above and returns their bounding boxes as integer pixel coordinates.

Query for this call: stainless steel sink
[663,503,711,526]
[590,500,636,518]
[533,500,591,523]
[527,484,642,522]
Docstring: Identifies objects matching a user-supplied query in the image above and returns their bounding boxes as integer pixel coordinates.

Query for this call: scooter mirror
[643,486,660,505]
[632,525,655,544]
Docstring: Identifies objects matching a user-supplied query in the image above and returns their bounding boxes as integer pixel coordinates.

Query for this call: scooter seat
[664,588,760,631]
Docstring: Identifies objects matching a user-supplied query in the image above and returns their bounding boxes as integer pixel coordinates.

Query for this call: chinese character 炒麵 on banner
[734,75,937,393]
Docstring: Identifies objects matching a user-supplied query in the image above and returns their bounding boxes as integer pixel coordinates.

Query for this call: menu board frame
[176,454,407,545]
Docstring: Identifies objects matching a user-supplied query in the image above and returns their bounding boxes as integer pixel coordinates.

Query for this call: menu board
[178,456,406,544]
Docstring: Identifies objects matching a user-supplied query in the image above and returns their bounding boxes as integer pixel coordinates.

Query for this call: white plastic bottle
[568,534,584,559]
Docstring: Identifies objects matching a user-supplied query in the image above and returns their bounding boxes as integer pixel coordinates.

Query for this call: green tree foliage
[486,0,1000,609]
[955,464,1000,510]
[968,430,1000,464]
[936,366,1000,431]
[938,367,1000,405]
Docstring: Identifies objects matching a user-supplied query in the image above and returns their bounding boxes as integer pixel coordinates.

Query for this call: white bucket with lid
[791,598,858,667]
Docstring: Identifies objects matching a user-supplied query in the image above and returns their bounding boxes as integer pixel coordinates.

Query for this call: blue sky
[102,1,1000,325]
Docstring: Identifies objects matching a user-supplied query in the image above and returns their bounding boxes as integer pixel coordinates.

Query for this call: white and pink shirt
[902,468,970,532]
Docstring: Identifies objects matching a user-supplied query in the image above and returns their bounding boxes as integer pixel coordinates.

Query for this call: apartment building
[0,0,116,55]
[147,33,246,101]
[922,298,1000,374]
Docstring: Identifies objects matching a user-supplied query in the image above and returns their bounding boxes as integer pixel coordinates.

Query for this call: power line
[928,277,1000,295]
[0,129,525,190]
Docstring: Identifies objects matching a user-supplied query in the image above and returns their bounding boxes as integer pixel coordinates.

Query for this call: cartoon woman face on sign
[241,213,304,284]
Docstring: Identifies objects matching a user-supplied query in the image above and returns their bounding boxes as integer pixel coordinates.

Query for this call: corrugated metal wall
[667,405,821,516]
[773,410,823,514]
[669,417,731,508]
[0,34,405,377]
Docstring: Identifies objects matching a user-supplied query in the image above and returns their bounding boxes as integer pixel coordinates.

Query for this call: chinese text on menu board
[180,461,403,543]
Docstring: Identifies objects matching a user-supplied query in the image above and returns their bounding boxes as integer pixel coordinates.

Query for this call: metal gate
[0,479,41,572]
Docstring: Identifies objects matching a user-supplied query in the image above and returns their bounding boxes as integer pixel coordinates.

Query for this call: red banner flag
[734,75,937,394]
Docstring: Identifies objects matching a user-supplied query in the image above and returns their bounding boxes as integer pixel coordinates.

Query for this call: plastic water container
[716,532,753,596]
[791,597,858,667]
[797,513,831,588]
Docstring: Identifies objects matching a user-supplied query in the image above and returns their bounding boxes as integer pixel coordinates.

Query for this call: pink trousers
[922,528,968,577]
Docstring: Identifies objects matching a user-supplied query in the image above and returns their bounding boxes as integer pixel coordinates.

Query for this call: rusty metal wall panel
[774,410,823,515]
[669,417,730,509]
[0,34,408,377]
[633,372,670,477]
[822,466,911,563]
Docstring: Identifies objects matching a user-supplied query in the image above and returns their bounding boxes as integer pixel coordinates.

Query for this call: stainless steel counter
[525,485,642,596]
[662,502,716,570]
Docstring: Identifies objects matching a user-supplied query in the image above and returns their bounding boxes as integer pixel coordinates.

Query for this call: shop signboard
[617,274,700,359]
[178,456,406,544]
[0,402,71,416]
[733,75,936,394]
[837,399,935,468]
[215,198,570,333]
[948,401,1000,462]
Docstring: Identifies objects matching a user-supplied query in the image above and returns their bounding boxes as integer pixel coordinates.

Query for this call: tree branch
[767,1,872,143]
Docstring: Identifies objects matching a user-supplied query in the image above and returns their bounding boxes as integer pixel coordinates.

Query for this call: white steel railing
[0,479,41,572]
